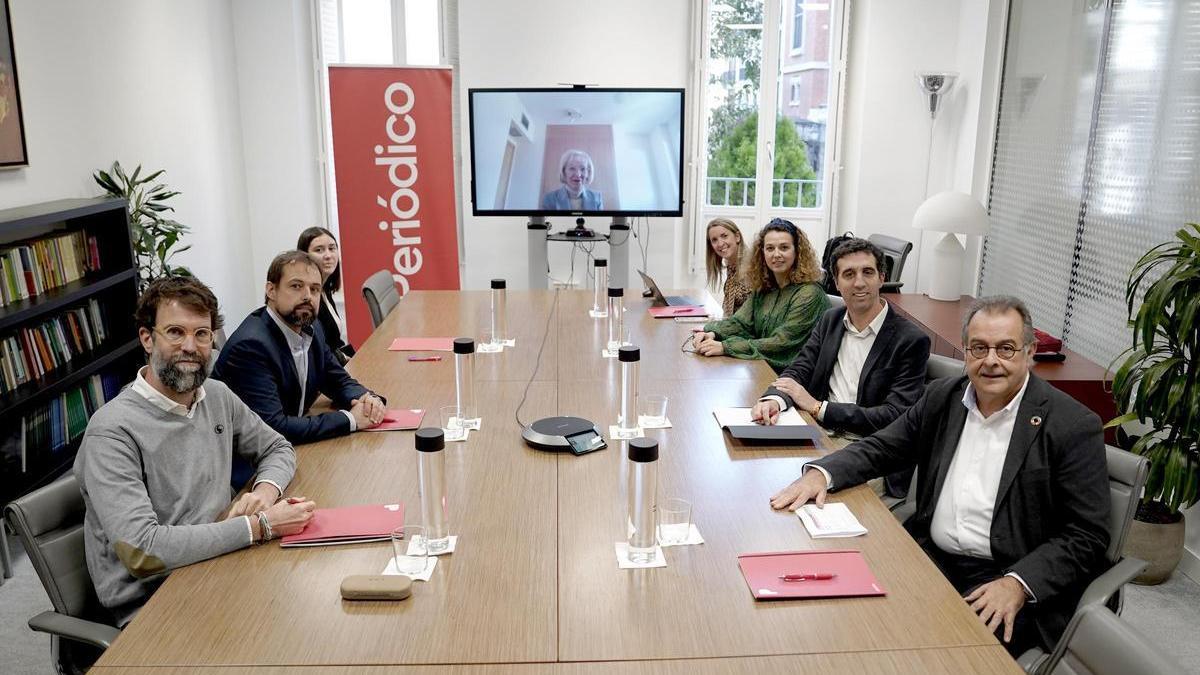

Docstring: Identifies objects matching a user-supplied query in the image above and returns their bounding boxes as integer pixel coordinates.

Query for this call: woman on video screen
[541,149,604,210]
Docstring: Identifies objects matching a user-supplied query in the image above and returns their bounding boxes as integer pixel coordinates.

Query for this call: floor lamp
[912,191,989,301]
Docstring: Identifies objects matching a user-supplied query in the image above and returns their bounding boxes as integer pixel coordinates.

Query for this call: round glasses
[965,343,1026,360]
[154,326,215,346]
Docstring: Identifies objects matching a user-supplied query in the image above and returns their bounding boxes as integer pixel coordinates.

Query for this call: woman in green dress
[694,218,829,372]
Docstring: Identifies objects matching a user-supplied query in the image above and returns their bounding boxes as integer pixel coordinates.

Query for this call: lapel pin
[1030,416,1042,427]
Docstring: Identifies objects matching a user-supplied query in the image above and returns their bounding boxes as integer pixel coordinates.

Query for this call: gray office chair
[826,293,845,310]
[1018,445,1151,674]
[867,233,913,285]
[362,269,401,329]
[5,473,120,675]
[1038,596,1186,675]
[925,353,965,382]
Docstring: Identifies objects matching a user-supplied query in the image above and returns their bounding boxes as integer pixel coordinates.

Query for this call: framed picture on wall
[0,0,27,168]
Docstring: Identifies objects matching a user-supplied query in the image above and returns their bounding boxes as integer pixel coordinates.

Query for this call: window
[700,0,845,219]
[792,0,805,52]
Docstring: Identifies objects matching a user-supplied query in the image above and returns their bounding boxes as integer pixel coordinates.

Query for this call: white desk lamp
[912,191,990,301]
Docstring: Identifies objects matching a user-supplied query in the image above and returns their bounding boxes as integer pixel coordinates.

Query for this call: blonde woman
[541,149,604,210]
[695,218,829,372]
[705,218,751,317]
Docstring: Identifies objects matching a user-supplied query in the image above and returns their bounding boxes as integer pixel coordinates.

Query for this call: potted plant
[93,161,191,290]
[1108,222,1200,584]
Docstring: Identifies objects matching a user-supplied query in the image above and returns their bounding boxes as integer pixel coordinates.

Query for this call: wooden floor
[92,290,1020,674]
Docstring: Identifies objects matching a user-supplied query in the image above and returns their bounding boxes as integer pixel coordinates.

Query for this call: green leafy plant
[1108,222,1200,515]
[93,161,191,290]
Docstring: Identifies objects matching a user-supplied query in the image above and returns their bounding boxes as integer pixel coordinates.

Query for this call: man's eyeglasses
[154,326,215,346]
[965,343,1026,360]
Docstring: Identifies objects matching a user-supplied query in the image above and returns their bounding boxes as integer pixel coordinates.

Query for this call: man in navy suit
[770,296,1109,656]
[213,251,386,446]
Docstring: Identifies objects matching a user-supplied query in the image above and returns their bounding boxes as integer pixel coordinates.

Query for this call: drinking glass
[391,525,428,575]
[657,498,692,545]
[641,395,668,427]
[440,405,466,441]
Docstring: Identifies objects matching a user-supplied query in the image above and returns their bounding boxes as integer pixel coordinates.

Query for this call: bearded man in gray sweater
[75,277,316,626]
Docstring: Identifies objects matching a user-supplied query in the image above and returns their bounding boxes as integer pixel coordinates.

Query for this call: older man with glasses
[74,276,316,626]
[769,295,1109,658]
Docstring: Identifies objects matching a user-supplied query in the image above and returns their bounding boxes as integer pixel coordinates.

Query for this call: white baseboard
[1179,545,1200,584]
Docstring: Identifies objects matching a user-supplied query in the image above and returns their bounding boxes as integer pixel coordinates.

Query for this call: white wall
[230,0,326,310]
[455,0,692,290]
[836,0,1006,295]
[0,0,258,321]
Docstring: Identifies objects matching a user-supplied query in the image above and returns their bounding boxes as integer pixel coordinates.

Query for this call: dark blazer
[316,290,355,365]
[764,304,930,435]
[810,374,1110,647]
[212,307,375,445]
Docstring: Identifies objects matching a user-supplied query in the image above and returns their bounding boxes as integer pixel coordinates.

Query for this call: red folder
[362,409,425,432]
[647,305,709,318]
[280,503,406,547]
[737,550,886,600]
[388,337,454,352]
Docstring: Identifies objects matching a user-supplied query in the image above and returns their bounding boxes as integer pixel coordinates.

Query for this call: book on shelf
[8,370,126,470]
[0,229,101,306]
[0,299,108,394]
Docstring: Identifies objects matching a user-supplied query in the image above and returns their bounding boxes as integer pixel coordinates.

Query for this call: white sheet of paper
[712,406,807,428]
[796,502,868,538]
[614,542,667,568]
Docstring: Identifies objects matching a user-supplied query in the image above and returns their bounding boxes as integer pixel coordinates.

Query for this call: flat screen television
[468,88,684,217]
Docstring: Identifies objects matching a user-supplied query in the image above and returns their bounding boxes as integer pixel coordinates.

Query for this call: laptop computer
[637,270,703,307]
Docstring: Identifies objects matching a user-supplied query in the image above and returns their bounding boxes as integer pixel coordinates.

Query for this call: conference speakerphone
[522,416,607,455]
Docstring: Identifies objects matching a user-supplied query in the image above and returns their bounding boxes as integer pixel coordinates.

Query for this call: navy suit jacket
[213,307,374,445]
[811,374,1110,647]
[763,305,930,435]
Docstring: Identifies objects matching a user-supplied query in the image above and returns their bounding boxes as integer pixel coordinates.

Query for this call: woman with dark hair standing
[705,217,751,317]
[297,226,355,365]
[694,218,829,372]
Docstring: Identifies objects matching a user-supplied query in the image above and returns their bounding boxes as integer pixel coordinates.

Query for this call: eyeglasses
[681,333,698,354]
[154,326,215,346]
[965,343,1026,360]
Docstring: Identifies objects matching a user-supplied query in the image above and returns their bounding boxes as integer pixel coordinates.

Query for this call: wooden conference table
[93,290,1021,674]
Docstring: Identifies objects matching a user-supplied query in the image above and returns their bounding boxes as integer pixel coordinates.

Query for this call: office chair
[1034,598,1186,675]
[925,353,965,382]
[362,269,401,329]
[5,473,121,675]
[826,293,845,310]
[867,234,913,293]
[1017,445,1150,674]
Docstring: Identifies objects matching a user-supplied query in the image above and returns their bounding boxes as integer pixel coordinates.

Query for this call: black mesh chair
[5,473,120,674]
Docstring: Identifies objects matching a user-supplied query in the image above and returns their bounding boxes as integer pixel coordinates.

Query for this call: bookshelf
[0,198,143,505]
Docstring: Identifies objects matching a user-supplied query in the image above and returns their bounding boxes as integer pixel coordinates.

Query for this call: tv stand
[527,216,630,290]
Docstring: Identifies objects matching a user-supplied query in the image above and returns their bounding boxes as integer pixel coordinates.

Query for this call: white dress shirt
[930,373,1035,599]
[265,306,356,431]
[805,372,1036,599]
[761,301,888,421]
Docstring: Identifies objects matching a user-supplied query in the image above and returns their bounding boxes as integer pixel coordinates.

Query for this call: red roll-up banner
[328,65,460,347]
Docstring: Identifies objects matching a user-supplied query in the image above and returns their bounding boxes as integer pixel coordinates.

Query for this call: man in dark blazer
[752,238,930,496]
[752,238,930,434]
[770,296,1109,656]
[213,251,386,447]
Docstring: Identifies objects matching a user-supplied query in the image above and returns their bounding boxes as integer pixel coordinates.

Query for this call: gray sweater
[74,378,295,626]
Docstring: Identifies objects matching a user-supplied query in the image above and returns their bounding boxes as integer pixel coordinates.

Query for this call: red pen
[778,573,836,581]
[408,355,442,362]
